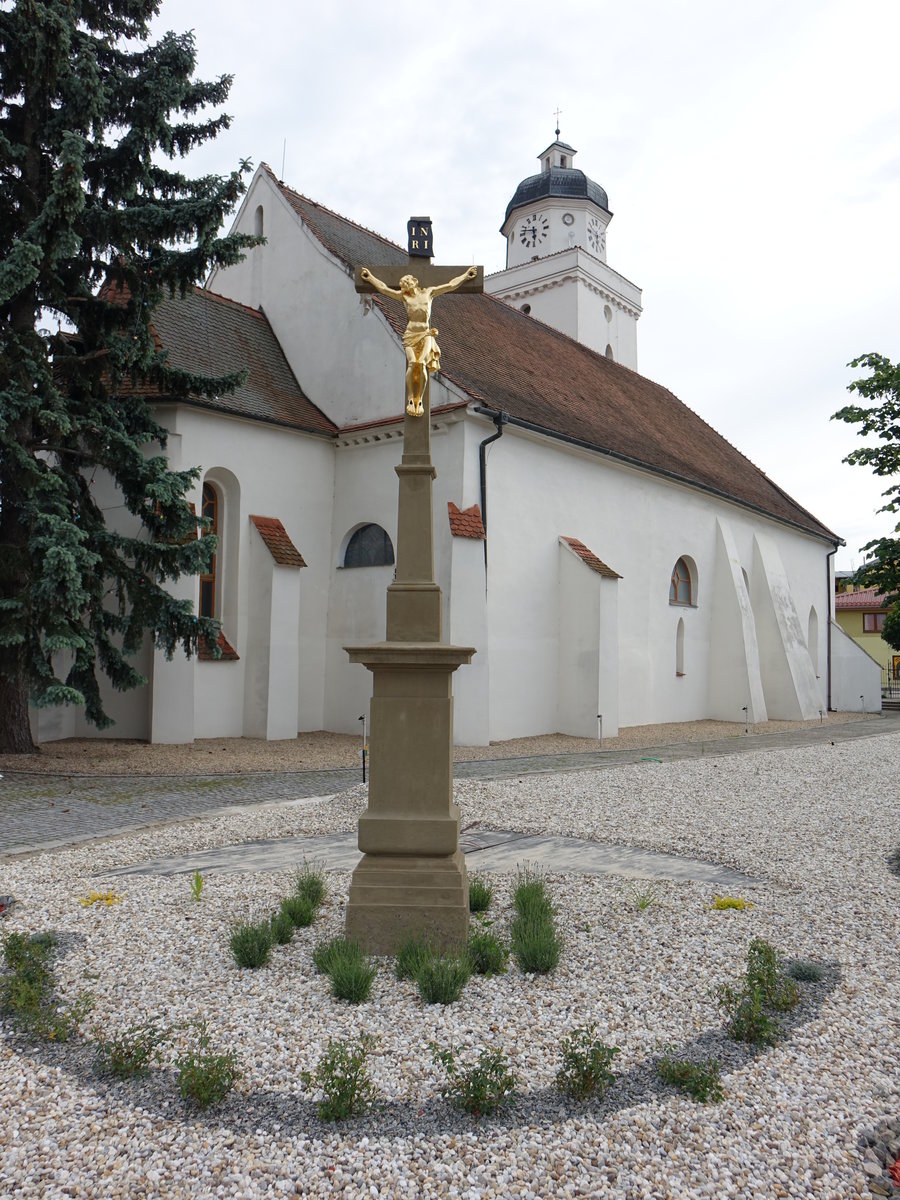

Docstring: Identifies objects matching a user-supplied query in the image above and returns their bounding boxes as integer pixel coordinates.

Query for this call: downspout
[474,406,508,574]
[826,546,837,712]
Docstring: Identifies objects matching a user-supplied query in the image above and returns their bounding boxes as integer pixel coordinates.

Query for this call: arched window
[676,617,685,676]
[605,344,614,360]
[343,523,394,568]
[254,204,264,238]
[199,481,219,617]
[808,606,819,675]
[669,556,693,605]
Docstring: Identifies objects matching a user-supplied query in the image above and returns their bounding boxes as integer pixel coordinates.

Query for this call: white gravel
[2,732,899,1199]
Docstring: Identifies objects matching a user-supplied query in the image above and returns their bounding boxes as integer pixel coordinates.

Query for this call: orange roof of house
[249,516,307,567]
[448,502,485,539]
[268,166,837,545]
[835,588,888,610]
[560,536,621,578]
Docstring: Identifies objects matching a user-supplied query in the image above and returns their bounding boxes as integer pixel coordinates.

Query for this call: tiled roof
[448,502,485,540]
[269,166,836,543]
[835,588,888,610]
[145,288,337,437]
[560,536,621,578]
[249,515,307,567]
[198,631,240,661]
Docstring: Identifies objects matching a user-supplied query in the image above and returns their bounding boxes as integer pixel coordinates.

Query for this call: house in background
[834,587,899,702]
[31,140,884,745]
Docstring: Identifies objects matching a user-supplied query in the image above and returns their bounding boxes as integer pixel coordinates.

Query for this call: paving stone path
[2,714,897,858]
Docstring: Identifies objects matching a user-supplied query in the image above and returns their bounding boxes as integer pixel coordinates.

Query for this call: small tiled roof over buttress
[269,165,837,544]
[249,516,307,567]
[560,536,621,578]
[146,288,337,437]
[448,503,485,539]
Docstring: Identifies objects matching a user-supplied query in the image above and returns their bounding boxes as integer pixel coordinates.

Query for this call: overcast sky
[153,0,900,570]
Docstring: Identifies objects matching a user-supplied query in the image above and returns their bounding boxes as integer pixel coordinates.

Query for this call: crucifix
[344,219,483,953]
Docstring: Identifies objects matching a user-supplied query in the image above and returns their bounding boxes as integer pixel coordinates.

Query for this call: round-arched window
[343,523,395,568]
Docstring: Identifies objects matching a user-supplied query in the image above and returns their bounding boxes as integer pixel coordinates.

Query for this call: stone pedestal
[344,342,475,954]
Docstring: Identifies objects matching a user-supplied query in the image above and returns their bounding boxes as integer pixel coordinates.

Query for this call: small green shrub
[715,938,799,1045]
[175,1020,240,1110]
[468,877,493,913]
[280,895,317,929]
[657,1052,724,1103]
[556,1024,619,1100]
[415,955,471,1005]
[430,1043,517,1118]
[710,895,753,911]
[466,929,509,977]
[395,935,435,982]
[511,912,562,975]
[295,862,327,909]
[269,910,295,946]
[1,930,92,1041]
[189,869,204,903]
[229,920,273,969]
[94,1019,172,1079]
[747,938,799,1011]
[312,937,362,977]
[329,953,377,1004]
[786,958,824,983]
[301,1034,378,1121]
[512,866,552,919]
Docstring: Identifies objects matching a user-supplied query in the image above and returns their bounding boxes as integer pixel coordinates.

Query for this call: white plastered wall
[557,538,619,738]
[830,621,882,712]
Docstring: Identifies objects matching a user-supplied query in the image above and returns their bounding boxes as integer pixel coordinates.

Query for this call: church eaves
[266,168,837,544]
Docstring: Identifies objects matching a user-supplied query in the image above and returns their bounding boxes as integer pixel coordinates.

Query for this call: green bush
[468,877,493,913]
[175,1020,240,1110]
[301,1035,378,1121]
[465,929,508,977]
[556,1024,619,1100]
[229,920,273,969]
[269,910,295,946]
[280,895,317,929]
[312,937,362,976]
[415,955,471,1005]
[295,862,327,909]
[1,930,92,1041]
[747,938,799,1011]
[430,1042,517,1118]
[395,935,435,982]
[657,1052,724,1103]
[511,912,562,975]
[329,953,377,1005]
[94,1019,172,1079]
[512,866,552,920]
[786,958,824,983]
[715,938,799,1045]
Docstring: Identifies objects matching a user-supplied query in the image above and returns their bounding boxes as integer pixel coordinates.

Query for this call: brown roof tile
[198,631,240,661]
[145,288,337,437]
[835,588,888,610]
[249,515,307,567]
[448,502,485,539]
[560,536,622,578]
[272,169,836,543]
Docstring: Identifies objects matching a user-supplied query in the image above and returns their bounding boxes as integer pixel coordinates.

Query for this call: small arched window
[254,205,264,238]
[199,481,219,617]
[676,617,685,676]
[605,344,615,360]
[669,557,693,606]
[343,523,395,568]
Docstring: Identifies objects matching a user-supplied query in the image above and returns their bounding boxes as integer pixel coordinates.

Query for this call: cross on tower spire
[553,106,563,139]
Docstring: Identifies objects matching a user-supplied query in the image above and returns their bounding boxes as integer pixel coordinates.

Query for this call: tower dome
[503,140,610,229]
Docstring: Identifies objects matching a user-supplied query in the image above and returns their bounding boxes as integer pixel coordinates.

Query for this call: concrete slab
[109,827,760,887]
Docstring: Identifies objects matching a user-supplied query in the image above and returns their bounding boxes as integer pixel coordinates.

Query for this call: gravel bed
[2,734,899,1198]
[0,712,872,776]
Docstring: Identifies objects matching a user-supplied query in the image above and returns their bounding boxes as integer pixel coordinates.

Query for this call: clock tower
[485,136,642,368]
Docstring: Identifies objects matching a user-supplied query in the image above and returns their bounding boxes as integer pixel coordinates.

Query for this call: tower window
[521,303,532,316]
[560,155,567,168]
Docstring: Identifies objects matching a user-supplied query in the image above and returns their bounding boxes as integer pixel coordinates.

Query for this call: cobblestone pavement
[2,713,897,858]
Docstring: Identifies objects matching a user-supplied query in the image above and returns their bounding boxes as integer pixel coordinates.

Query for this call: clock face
[587,216,606,255]
[519,212,550,249]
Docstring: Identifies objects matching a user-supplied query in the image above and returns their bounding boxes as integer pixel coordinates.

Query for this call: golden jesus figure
[360,266,478,416]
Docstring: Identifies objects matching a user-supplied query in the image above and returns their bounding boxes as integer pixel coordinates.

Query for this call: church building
[33,140,882,746]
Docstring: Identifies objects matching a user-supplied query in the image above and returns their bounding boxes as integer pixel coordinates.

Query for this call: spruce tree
[0,1,257,753]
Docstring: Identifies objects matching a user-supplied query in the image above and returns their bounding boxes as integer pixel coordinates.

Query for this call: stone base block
[345,849,469,955]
